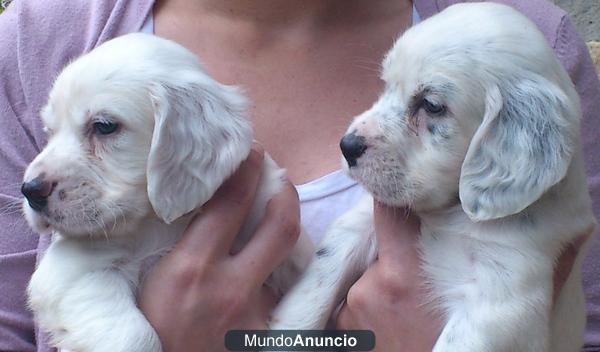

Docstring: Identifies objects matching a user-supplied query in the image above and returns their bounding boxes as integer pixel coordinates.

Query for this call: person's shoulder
[0,0,152,153]
[4,0,152,56]
[431,0,568,49]
[0,0,153,116]
[490,0,568,49]
[477,1,589,77]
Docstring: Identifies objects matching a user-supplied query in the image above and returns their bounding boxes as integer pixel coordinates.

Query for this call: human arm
[0,4,47,351]
[560,12,600,348]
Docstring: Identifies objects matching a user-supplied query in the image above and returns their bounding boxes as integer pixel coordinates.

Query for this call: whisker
[352,63,382,74]
[0,208,24,217]
[0,200,25,217]
[351,57,383,75]
[94,203,109,242]
[0,181,26,193]
[5,216,28,230]
[104,199,121,233]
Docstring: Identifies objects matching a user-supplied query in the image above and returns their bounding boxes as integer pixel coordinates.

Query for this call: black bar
[225,330,375,351]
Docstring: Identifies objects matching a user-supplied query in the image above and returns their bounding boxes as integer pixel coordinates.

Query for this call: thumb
[373,201,421,264]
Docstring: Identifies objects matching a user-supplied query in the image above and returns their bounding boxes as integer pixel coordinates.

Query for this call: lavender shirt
[1,0,599,351]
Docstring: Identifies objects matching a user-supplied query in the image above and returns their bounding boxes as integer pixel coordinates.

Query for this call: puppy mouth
[24,195,109,236]
[343,152,412,207]
[34,207,68,228]
[23,201,53,234]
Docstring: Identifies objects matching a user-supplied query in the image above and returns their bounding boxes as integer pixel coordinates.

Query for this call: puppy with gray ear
[22,33,313,352]
[271,3,595,351]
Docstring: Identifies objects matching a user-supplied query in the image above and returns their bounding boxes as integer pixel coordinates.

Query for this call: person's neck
[160,0,412,28]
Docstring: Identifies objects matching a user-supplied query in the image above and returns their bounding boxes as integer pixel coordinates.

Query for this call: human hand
[337,201,591,351]
[139,145,301,352]
[336,201,442,351]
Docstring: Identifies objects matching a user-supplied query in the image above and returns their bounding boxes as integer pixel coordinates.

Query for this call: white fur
[271,4,596,351]
[23,33,313,352]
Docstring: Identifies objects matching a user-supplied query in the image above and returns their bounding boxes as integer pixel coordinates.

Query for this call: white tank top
[140,6,421,245]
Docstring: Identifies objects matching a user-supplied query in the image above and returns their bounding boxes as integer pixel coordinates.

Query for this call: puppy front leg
[29,238,161,352]
[56,269,162,352]
[269,195,377,330]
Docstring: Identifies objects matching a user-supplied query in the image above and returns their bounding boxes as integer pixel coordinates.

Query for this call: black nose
[340,132,367,167]
[21,177,54,212]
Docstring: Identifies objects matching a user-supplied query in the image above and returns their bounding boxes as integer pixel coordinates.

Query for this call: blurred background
[552,0,600,71]
[552,0,599,41]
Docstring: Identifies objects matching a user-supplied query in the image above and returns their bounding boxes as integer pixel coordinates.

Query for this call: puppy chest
[418,229,548,305]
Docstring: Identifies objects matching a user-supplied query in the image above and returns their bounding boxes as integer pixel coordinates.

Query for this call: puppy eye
[423,98,445,115]
[92,121,119,135]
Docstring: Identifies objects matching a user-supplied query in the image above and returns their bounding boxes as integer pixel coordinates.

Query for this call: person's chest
[153,6,411,184]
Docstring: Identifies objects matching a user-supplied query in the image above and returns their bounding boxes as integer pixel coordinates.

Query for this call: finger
[373,201,421,264]
[250,285,280,329]
[236,179,301,286]
[175,144,265,258]
[335,301,358,330]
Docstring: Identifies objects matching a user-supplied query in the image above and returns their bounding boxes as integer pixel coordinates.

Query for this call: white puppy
[271,3,595,351]
[22,33,313,352]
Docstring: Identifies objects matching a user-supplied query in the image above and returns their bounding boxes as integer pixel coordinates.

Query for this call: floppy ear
[459,75,577,221]
[147,78,252,224]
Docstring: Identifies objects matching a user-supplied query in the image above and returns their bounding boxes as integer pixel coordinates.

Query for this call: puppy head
[23,33,252,237]
[342,3,580,220]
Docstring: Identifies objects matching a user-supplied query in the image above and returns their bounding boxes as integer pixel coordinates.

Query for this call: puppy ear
[147,77,252,224]
[459,76,577,221]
